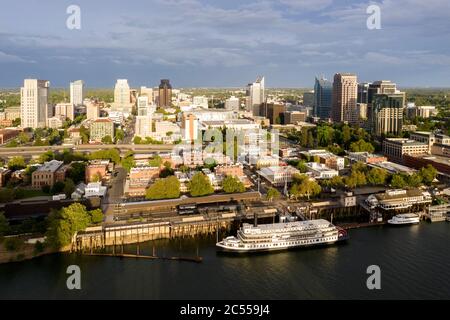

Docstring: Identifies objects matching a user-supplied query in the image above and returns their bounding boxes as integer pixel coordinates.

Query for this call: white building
[84,182,107,198]
[182,113,199,142]
[46,117,63,129]
[112,79,133,114]
[301,149,345,170]
[246,76,265,115]
[154,121,181,136]
[225,96,240,111]
[186,109,236,122]
[70,80,84,106]
[192,96,209,109]
[258,166,300,187]
[108,111,124,125]
[54,103,74,121]
[86,102,100,121]
[20,79,49,129]
[140,86,154,104]
[305,162,339,179]
[135,115,152,138]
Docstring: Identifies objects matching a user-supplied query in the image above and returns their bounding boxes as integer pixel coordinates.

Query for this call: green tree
[296,161,308,173]
[342,125,351,147]
[51,181,65,194]
[63,178,76,197]
[68,162,86,183]
[8,156,26,171]
[145,176,180,200]
[349,139,375,153]
[391,174,407,189]
[89,209,104,224]
[189,172,214,197]
[222,175,245,193]
[367,168,388,185]
[407,173,423,188]
[101,135,113,144]
[0,212,10,237]
[121,151,136,172]
[0,189,15,203]
[89,149,120,164]
[115,128,125,142]
[18,132,30,144]
[419,164,437,185]
[328,175,344,189]
[290,174,321,200]
[345,171,367,189]
[148,155,163,167]
[266,187,281,201]
[133,136,142,144]
[45,203,91,249]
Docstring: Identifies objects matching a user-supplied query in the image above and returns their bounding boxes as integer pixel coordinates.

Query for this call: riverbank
[0,238,70,264]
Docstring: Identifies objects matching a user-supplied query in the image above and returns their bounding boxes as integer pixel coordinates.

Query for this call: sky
[0,0,449,88]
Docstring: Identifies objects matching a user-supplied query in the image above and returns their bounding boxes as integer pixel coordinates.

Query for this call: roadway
[0,143,175,157]
[103,167,127,223]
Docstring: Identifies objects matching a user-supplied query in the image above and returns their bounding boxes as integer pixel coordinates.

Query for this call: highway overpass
[0,143,176,158]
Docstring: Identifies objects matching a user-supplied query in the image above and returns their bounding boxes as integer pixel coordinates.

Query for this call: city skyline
[0,0,450,88]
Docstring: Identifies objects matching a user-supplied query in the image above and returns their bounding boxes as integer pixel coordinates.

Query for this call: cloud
[278,0,333,11]
[0,51,34,63]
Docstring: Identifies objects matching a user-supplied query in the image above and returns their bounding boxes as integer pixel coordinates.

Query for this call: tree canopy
[189,172,214,197]
[145,176,180,200]
[222,175,245,194]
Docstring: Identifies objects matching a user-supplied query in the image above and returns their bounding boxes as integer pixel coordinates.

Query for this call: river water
[1,222,449,299]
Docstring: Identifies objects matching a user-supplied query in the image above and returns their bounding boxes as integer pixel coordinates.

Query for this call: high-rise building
[140,86,154,104]
[357,82,370,104]
[371,93,404,136]
[112,79,133,114]
[246,76,265,115]
[367,80,399,104]
[54,103,74,121]
[86,102,100,121]
[331,73,358,124]
[135,96,153,138]
[367,80,405,131]
[20,79,49,129]
[158,79,172,108]
[313,77,332,119]
[266,103,286,125]
[225,96,240,111]
[70,80,84,106]
[302,91,314,108]
[181,113,199,143]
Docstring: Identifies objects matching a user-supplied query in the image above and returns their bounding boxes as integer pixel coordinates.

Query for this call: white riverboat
[387,213,420,225]
[216,219,348,253]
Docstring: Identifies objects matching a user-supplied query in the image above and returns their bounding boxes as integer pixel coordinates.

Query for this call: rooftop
[35,160,63,173]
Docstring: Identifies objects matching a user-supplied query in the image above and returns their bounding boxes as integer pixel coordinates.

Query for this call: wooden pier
[83,253,203,263]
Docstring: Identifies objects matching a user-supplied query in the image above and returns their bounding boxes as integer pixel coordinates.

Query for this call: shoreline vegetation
[0,220,391,265]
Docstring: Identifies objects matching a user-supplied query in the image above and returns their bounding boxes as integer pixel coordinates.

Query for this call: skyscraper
[371,93,404,136]
[112,79,133,114]
[158,79,172,108]
[368,80,399,104]
[135,96,153,138]
[246,76,265,116]
[70,80,84,106]
[357,82,370,104]
[332,73,358,124]
[20,79,49,129]
[313,76,332,119]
